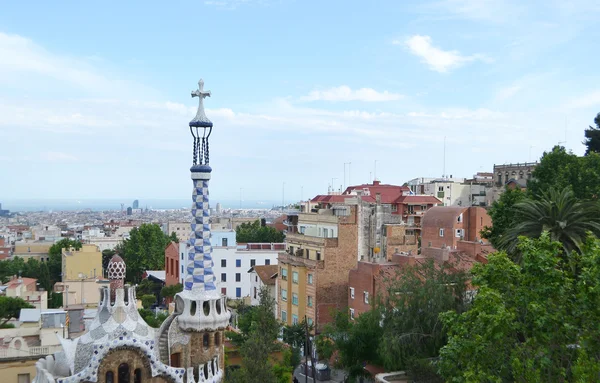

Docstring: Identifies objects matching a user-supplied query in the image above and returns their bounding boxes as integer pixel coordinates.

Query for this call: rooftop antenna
[443,136,446,179]
[558,117,567,147]
[374,160,378,182]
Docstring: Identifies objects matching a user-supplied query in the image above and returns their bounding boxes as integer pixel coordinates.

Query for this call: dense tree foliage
[140,294,156,309]
[584,112,600,155]
[527,146,600,201]
[226,287,283,383]
[439,235,600,382]
[235,220,285,243]
[138,308,169,328]
[101,249,115,277]
[116,224,173,283]
[497,187,600,257]
[319,260,468,382]
[480,187,526,250]
[160,283,182,300]
[0,296,34,326]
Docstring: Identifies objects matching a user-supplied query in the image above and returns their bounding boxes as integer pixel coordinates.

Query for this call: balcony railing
[0,344,63,359]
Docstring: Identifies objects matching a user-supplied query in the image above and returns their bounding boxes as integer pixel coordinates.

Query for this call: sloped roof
[251,265,279,285]
[5,277,37,289]
[145,270,165,282]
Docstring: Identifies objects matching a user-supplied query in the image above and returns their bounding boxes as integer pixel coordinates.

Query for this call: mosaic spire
[185,79,216,291]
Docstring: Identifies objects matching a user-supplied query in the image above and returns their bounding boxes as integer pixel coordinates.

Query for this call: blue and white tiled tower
[170,79,230,383]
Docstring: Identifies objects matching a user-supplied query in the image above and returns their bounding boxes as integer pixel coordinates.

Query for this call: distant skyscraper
[132,199,139,209]
[216,202,222,214]
[126,207,132,216]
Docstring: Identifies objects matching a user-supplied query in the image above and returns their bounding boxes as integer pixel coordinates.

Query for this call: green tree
[480,187,526,249]
[102,249,115,277]
[138,308,169,328]
[527,146,600,201]
[235,220,285,243]
[439,234,600,382]
[160,283,183,300]
[497,188,600,259]
[228,287,281,383]
[117,224,173,283]
[378,259,468,375]
[169,232,179,243]
[584,112,600,155]
[321,308,384,382]
[0,296,34,326]
[140,294,156,309]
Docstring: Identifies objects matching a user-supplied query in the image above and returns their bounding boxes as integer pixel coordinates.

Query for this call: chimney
[376,193,381,205]
[373,180,381,186]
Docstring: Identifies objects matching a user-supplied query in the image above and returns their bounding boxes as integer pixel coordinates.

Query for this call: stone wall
[96,348,174,383]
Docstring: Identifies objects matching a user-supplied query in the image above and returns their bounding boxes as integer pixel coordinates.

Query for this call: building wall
[61,244,103,281]
[88,238,122,252]
[211,247,279,300]
[0,357,38,383]
[167,221,191,243]
[422,206,491,251]
[165,242,180,287]
[57,279,109,307]
[97,348,171,383]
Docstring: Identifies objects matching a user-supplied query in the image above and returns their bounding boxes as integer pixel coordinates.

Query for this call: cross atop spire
[190,79,213,128]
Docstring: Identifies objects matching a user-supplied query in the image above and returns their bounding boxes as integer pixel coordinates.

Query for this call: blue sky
[1,0,599,205]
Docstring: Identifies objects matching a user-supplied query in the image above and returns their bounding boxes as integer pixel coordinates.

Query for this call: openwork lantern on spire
[190,79,213,166]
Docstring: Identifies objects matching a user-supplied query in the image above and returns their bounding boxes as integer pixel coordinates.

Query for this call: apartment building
[3,276,48,310]
[168,230,282,300]
[249,264,278,315]
[278,202,359,332]
[166,221,191,243]
[421,206,493,258]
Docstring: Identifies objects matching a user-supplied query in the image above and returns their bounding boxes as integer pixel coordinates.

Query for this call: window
[439,228,444,237]
[350,308,355,320]
[292,314,299,325]
[281,268,288,280]
[181,265,184,275]
[308,274,313,284]
[364,291,369,304]
[235,273,241,282]
[289,246,294,255]
[300,226,306,234]
[222,238,228,247]
[305,249,310,259]
[221,287,227,295]
[221,273,226,282]
[292,293,299,305]
[254,287,257,299]
[265,259,270,265]
[181,252,184,260]
[292,271,299,284]
[236,287,241,298]
[203,333,209,349]
[221,259,226,267]
[281,310,287,322]
[455,229,463,238]
[105,372,114,383]
[323,228,329,238]
[118,363,130,383]
[438,186,444,192]
[255,275,258,282]
[406,229,415,236]
[281,289,287,301]
[134,369,142,383]
[308,296,313,307]
[350,287,355,299]
[18,374,31,383]
[236,259,241,267]
[316,251,321,261]
[251,259,256,267]
[391,204,398,212]
[457,213,463,223]
[307,318,313,326]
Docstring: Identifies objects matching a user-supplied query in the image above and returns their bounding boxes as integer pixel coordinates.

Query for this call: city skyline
[1,0,599,201]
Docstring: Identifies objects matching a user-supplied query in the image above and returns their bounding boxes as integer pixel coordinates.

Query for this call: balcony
[285,232,338,248]
[278,252,325,270]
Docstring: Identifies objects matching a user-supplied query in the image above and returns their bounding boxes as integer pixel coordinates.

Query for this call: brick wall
[165,242,180,286]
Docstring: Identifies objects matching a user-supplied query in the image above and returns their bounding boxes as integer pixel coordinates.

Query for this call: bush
[140,294,156,309]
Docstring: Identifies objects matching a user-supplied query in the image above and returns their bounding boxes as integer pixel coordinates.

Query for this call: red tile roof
[5,277,37,289]
[342,181,410,204]
[252,265,279,285]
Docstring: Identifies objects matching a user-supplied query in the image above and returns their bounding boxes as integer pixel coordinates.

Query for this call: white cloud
[41,152,78,162]
[400,35,491,73]
[301,86,403,102]
[564,90,600,110]
[495,85,522,101]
